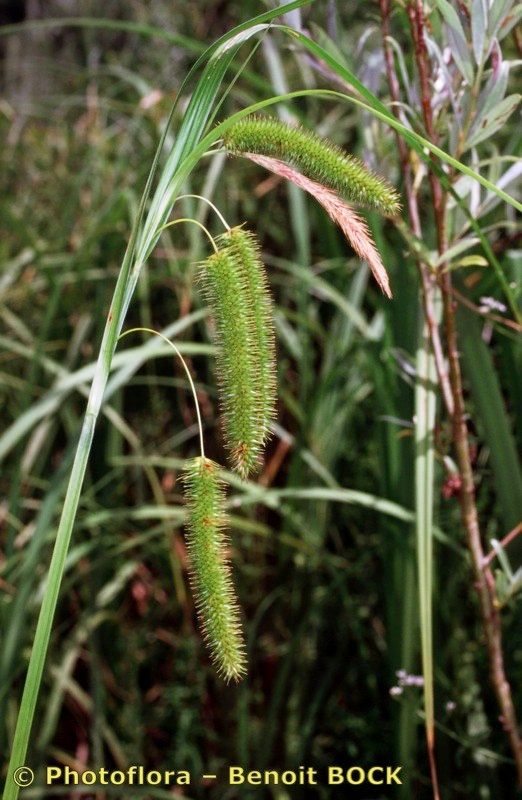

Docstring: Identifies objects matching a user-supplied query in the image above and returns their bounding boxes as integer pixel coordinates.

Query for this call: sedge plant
[4,5,522,799]
[3,70,399,796]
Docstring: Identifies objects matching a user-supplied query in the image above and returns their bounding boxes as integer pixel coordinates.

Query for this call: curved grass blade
[459,307,522,559]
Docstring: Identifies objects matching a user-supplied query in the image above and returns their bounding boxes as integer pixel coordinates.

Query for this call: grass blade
[459,307,522,559]
[415,314,439,798]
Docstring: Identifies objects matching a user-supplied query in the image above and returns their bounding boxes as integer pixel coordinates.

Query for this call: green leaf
[435,0,474,83]
[454,254,489,268]
[472,0,488,64]
[459,307,522,559]
[434,237,480,266]
[475,62,510,129]
[467,94,521,149]
[415,312,439,768]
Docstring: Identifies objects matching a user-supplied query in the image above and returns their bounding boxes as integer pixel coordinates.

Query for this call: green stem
[3,416,95,798]
[119,327,206,458]
[2,231,134,796]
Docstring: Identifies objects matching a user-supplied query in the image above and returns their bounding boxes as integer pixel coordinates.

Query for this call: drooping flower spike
[119,325,248,682]
[223,116,401,217]
[198,236,276,477]
[223,116,401,297]
[219,226,276,449]
[183,456,246,682]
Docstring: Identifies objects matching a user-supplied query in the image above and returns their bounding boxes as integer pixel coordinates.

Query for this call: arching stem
[118,327,206,459]
[157,218,219,253]
[173,194,231,231]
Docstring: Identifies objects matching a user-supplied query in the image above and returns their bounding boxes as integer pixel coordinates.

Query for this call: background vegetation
[1,1,520,798]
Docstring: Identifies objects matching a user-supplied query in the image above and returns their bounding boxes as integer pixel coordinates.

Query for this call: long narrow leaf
[459,307,522,559]
[415,312,439,793]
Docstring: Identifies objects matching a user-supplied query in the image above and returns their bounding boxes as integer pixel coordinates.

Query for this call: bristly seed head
[218,226,276,448]
[223,116,401,217]
[198,241,276,477]
[183,456,246,682]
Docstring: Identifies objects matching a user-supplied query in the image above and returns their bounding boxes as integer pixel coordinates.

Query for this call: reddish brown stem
[380,0,454,418]
[408,0,522,785]
[483,523,522,568]
[450,287,522,334]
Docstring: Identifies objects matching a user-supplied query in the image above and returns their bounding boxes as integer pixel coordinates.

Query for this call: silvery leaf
[489,0,516,36]
[466,94,521,148]
[446,26,475,83]
[473,61,510,132]
[478,161,522,216]
[425,34,459,115]
[436,0,474,82]
[497,3,522,40]
[451,175,475,198]
[472,0,488,64]
[436,0,468,40]
[449,116,462,155]
[388,36,416,108]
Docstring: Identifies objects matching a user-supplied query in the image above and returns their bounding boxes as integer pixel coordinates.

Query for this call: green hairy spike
[220,226,276,446]
[199,249,263,477]
[183,457,246,682]
[223,116,400,216]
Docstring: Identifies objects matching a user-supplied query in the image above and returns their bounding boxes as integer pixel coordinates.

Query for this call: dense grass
[1,2,521,798]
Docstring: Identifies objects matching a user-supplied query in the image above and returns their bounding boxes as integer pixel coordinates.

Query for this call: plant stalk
[408,0,522,784]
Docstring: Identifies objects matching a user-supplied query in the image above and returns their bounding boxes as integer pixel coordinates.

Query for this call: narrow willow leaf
[183,457,246,682]
[446,26,475,85]
[223,116,400,215]
[493,2,522,41]
[471,0,488,64]
[474,61,509,132]
[467,94,521,149]
[199,249,263,476]
[489,0,512,36]
[435,0,474,83]
[435,0,467,42]
[221,226,276,445]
